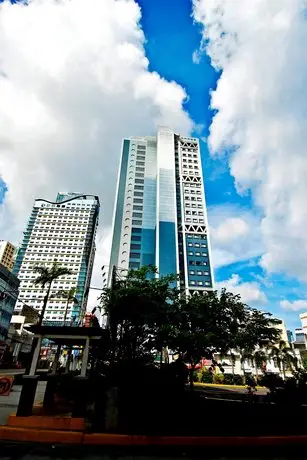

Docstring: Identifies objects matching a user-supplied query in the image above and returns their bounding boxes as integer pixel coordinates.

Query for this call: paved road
[195,384,268,401]
[0,382,46,425]
[0,443,303,460]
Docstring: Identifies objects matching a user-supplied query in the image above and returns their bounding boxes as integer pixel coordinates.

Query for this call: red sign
[0,376,14,396]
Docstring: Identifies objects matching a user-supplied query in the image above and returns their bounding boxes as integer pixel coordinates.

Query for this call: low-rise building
[0,264,19,361]
[6,315,34,360]
[0,241,16,272]
[293,316,307,365]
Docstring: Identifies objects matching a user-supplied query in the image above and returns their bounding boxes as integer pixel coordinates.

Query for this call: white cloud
[280,299,307,312]
[0,0,193,306]
[192,50,201,64]
[216,274,267,306]
[208,205,263,268]
[193,0,307,282]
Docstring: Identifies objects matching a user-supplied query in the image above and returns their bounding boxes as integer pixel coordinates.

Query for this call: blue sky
[134,0,306,331]
[1,0,307,331]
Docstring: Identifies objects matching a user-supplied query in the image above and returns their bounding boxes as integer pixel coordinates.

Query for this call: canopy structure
[24,325,108,376]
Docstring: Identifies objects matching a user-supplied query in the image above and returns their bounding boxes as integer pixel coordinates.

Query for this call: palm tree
[33,261,73,326]
[240,349,254,383]
[253,349,267,380]
[51,287,78,324]
[269,340,297,379]
[230,352,236,377]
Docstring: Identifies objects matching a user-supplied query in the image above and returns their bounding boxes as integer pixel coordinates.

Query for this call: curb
[0,426,83,444]
[195,383,264,390]
[1,426,307,446]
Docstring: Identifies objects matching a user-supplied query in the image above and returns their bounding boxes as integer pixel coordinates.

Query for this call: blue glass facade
[109,128,214,292]
[185,234,212,288]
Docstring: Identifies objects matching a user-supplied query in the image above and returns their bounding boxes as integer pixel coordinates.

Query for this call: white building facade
[13,193,99,324]
[109,127,214,292]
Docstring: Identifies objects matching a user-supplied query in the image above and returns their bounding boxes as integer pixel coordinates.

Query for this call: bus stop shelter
[24,325,108,377]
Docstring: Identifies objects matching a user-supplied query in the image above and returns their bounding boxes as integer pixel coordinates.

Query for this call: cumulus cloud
[281,299,307,312]
[0,0,193,306]
[193,0,307,282]
[208,205,263,268]
[216,274,267,306]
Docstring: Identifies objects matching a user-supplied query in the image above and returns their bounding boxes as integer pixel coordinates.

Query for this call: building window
[134,192,143,197]
[132,220,142,225]
[133,206,143,211]
[129,262,140,269]
[131,244,141,250]
[132,227,142,233]
[132,212,142,218]
[135,179,144,184]
[130,252,140,259]
[131,235,141,241]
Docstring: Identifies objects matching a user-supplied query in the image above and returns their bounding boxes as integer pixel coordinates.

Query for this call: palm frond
[33,262,73,287]
[50,287,78,302]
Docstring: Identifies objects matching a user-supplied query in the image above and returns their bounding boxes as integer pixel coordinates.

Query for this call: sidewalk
[0,382,46,425]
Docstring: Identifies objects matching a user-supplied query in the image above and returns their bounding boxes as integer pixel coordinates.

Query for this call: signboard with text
[0,376,14,396]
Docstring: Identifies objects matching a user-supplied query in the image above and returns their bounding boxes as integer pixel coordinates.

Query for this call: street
[0,381,46,425]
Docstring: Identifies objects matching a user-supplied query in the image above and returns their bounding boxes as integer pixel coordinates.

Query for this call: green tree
[51,287,78,324]
[170,289,281,388]
[169,289,249,388]
[100,266,179,362]
[235,309,281,382]
[33,261,73,325]
[269,340,297,379]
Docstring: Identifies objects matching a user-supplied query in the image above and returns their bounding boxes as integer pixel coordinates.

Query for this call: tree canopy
[100,266,282,377]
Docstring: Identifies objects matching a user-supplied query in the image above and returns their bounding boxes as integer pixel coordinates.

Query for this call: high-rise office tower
[13,193,99,324]
[109,127,214,292]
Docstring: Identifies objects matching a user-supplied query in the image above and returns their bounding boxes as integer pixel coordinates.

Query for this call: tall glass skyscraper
[109,127,214,292]
[13,193,99,324]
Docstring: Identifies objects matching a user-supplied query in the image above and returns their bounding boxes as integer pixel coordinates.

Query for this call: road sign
[0,376,14,396]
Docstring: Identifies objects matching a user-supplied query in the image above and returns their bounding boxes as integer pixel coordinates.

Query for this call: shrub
[223,374,234,385]
[193,371,201,382]
[258,373,283,390]
[213,373,224,384]
[200,369,213,383]
[233,374,244,385]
